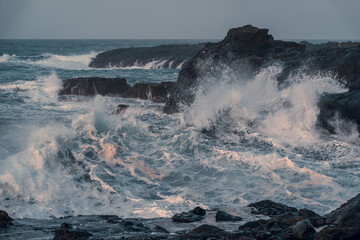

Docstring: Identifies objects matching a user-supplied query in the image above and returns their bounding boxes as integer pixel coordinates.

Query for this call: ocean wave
[0,52,97,70]
[106,59,186,70]
[0,67,359,219]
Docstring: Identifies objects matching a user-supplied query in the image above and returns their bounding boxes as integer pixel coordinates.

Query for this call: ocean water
[0,39,359,220]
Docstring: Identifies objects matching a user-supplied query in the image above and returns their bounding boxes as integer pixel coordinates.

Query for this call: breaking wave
[0,65,359,220]
[0,52,97,70]
[107,59,186,70]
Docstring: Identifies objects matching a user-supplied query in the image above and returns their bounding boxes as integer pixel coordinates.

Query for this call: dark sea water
[0,39,359,222]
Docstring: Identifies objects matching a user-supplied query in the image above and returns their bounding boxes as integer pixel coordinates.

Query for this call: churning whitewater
[0,40,359,220]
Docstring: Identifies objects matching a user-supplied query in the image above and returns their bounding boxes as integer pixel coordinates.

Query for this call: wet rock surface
[89,43,206,69]
[0,195,359,239]
[163,25,360,131]
[215,210,243,222]
[171,207,206,223]
[0,210,13,228]
[60,77,175,103]
[60,77,130,96]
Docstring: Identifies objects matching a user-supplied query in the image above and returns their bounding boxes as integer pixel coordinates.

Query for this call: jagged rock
[172,207,205,223]
[186,224,226,239]
[318,90,360,133]
[53,223,92,240]
[248,199,298,216]
[60,77,130,96]
[0,210,13,228]
[89,43,206,69]
[315,193,360,240]
[215,210,243,222]
[163,25,360,133]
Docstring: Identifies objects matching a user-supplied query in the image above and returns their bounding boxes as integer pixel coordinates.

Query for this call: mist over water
[0,40,359,220]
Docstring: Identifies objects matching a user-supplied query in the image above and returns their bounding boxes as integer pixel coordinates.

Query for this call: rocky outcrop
[60,77,130,96]
[0,210,13,228]
[163,25,360,131]
[315,193,360,240]
[60,77,176,103]
[89,43,207,69]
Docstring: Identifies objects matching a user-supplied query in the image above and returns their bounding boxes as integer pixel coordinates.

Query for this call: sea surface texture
[0,39,359,220]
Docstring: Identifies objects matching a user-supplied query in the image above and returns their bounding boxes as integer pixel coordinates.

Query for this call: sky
[0,0,359,40]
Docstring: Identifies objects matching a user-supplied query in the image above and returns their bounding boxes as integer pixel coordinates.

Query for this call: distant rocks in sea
[89,43,207,69]
[60,77,176,103]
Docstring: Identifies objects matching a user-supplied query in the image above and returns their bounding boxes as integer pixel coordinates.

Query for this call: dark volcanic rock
[186,224,226,239]
[60,77,130,96]
[215,210,243,222]
[123,81,176,102]
[315,193,360,240]
[172,207,206,223]
[292,220,315,239]
[163,25,360,132]
[318,90,360,133]
[61,77,175,103]
[89,43,207,69]
[164,25,306,114]
[248,200,298,216]
[189,206,206,216]
[0,210,13,228]
[53,223,92,240]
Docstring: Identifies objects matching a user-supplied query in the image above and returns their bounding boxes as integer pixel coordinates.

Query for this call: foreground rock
[60,77,176,103]
[1,195,360,239]
[163,25,360,132]
[171,206,206,223]
[0,210,13,228]
[53,223,92,240]
[315,193,360,240]
[89,43,207,69]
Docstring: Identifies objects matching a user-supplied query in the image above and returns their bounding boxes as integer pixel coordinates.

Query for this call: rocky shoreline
[1,193,360,239]
[89,43,207,69]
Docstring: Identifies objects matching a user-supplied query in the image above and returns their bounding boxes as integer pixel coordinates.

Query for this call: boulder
[0,210,13,228]
[292,220,316,239]
[172,206,206,223]
[53,223,92,240]
[315,193,360,240]
[186,224,226,239]
[215,210,243,222]
[248,199,298,216]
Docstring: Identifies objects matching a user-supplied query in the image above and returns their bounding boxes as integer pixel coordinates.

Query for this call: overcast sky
[0,0,359,40]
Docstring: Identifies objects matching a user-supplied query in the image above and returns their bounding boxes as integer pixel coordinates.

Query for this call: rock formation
[89,43,207,69]
[163,25,360,133]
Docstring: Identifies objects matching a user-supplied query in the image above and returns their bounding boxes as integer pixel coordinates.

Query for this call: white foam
[0,53,11,63]
[0,52,97,70]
